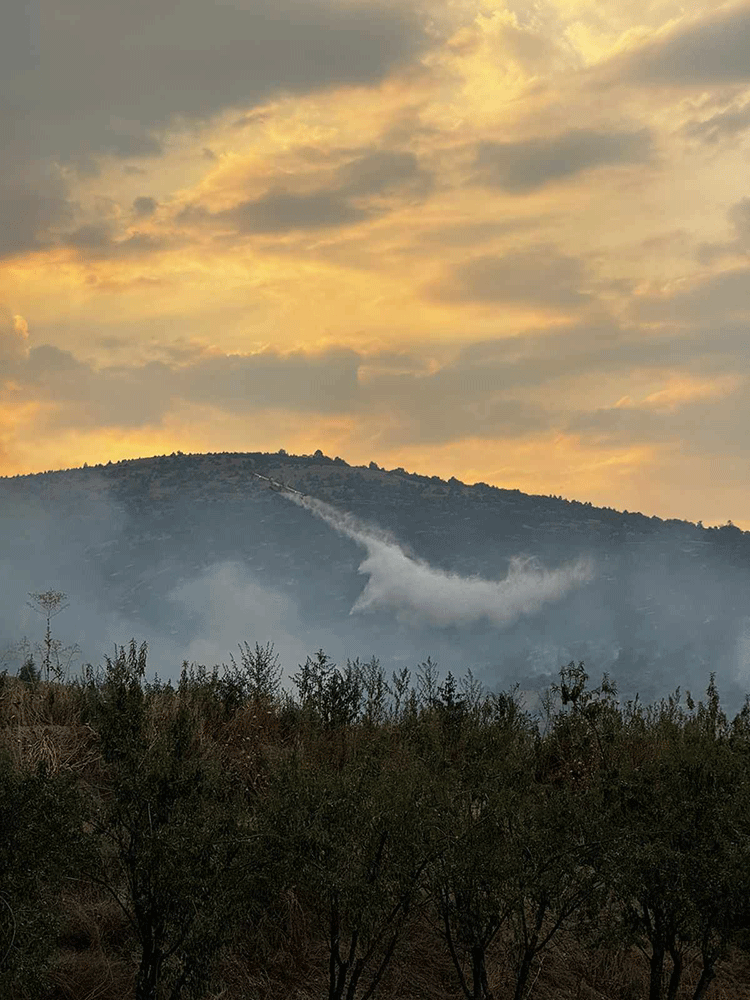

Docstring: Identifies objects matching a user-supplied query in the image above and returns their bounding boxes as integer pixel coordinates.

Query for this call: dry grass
[0,722,99,773]
[47,890,135,1000]
[0,676,83,728]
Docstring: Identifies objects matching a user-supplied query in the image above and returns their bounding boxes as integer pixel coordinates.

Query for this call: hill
[1,449,749,706]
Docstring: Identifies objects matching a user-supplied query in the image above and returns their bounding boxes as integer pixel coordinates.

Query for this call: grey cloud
[432,246,590,308]
[363,372,552,446]
[1,330,550,446]
[65,224,112,253]
[414,218,549,249]
[3,0,428,170]
[179,348,362,412]
[566,404,665,446]
[21,351,173,431]
[96,131,163,160]
[220,190,371,234]
[180,147,433,236]
[683,101,750,143]
[729,199,750,247]
[565,384,750,458]
[0,167,74,259]
[0,309,29,366]
[633,267,750,325]
[696,198,750,263]
[132,197,158,218]
[473,129,653,193]
[6,308,750,452]
[616,4,750,87]
[373,313,750,415]
[63,224,168,259]
[232,111,269,129]
[357,312,750,448]
[374,328,750,454]
[1,0,430,253]
[335,150,433,198]
[2,343,363,431]
[447,323,681,385]
[358,350,430,375]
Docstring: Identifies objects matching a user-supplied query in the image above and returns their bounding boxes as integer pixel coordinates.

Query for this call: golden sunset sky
[3,0,750,526]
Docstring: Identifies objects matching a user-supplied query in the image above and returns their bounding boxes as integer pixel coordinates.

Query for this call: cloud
[633,267,750,325]
[219,190,372,234]
[0,318,689,448]
[0,310,31,365]
[290,493,596,628]
[614,3,750,87]
[5,298,749,457]
[0,167,74,259]
[232,110,269,129]
[432,246,591,308]
[132,197,158,218]
[566,375,748,451]
[696,198,750,262]
[683,100,750,143]
[472,128,653,193]
[62,224,169,260]
[179,348,362,412]
[434,323,680,389]
[728,198,750,248]
[2,0,429,172]
[0,0,431,255]
[179,147,434,236]
[2,344,363,431]
[414,217,548,249]
[335,149,433,198]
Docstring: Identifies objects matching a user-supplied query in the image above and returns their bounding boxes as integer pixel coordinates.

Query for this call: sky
[2,0,750,527]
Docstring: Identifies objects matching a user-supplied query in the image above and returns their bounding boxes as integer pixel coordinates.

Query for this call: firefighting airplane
[250,471,307,498]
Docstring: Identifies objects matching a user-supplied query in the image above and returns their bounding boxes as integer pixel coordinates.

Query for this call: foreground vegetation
[3,640,750,1000]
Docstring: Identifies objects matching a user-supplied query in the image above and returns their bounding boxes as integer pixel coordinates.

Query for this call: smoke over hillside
[292,493,595,628]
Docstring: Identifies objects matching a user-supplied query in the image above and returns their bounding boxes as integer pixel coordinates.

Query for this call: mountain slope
[1,450,749,707]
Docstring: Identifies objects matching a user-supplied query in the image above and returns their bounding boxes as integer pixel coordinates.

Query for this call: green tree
[0,749,81,996]
[85,640,248,1000]
[429,688,533,1000]
[598,677,750,1000]
[227,639,282,704]
[268,733,433,1000]
[292,650,361,730]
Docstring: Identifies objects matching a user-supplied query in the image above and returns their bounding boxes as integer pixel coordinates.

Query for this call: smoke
[165,560,326,686]
[290,494,596,628]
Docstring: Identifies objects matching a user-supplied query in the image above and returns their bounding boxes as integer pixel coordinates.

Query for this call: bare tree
[26,590,79,682]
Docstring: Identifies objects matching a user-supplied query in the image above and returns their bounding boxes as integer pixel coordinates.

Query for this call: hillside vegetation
[3,642,750,1000]
[3,450,750,706]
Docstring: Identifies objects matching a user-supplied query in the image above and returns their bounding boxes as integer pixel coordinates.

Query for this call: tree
[429,690,531,1000]
[267,734,433,1000]
[85,640,248,1000]
[503,778,602,1000]
[428,681,600,1000]
[432,775,512,1000]
[597,678,750,1000]
[25,590,79,682]
[0,748,82,996]
[228,640,282,704]
[292,650,361,730]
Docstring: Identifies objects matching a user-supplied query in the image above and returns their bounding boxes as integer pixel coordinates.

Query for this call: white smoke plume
[289,493,596,629]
